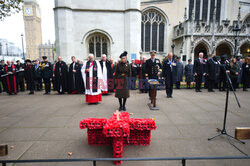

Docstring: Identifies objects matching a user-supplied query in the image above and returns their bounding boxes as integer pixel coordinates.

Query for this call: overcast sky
[0,0,55,49]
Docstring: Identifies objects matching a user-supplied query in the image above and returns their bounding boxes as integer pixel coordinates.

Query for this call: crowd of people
[0,51,249,110]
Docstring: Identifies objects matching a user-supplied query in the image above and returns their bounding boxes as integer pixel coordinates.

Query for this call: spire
[213,6,216,22]
[184,7,187,21]
[237,6,241,22]
[191,8,195,21]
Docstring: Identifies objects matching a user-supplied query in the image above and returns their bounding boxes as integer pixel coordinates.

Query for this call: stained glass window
[159,23,164,52]
[145,22,151,52]
[141,10,166,52]
[88,33,109,58]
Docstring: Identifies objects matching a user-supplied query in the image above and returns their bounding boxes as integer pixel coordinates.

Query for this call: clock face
[25,7,33,16]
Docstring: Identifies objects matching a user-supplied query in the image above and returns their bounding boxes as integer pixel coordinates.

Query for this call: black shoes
[119,106,126,111]
[196,90,202,92]
[29,92,34,95]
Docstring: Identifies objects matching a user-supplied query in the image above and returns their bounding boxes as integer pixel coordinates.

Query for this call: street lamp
[232,23,241,57]
[6,43,8,56]
[21,34,25,60]
[171,44,175,55]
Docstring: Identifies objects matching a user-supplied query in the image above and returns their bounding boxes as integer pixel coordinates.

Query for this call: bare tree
[0,0,23,21]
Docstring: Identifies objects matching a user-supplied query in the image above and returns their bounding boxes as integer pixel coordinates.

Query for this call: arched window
[87,33,110,58]
[141,10,166,52]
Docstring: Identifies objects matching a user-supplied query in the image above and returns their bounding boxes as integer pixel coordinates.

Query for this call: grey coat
[176,62,183,82]
[185,64,194,82]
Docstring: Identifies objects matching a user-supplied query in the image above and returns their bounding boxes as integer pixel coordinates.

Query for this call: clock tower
[23,0,42,60]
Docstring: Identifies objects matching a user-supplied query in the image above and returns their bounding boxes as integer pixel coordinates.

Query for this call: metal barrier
[1,156,250,166]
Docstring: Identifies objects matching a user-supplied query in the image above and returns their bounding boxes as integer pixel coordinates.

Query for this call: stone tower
[23,0,42,60]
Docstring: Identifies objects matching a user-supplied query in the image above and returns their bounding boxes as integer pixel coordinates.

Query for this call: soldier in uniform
[162,52,177,98]
[41,56,53,94]
[145,50,162,98]
[184,59,194,89]
[15,60,25,92]
[175,57,183,89]
[194,52,207,92]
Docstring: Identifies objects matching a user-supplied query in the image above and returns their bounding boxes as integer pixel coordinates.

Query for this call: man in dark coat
[219,55,229,91]
[68,56,84,94]
[41,56,53,94]
[99,54,112,94]
[33,60,42,91]
[15,60,25,92]
[184,59,194,89]
[242,57,250,91]
[236,55,243,88]
[175,57,183,89]
[162,52,177,98]
[193,52,207,92]
[130,59,138,90]
[138,57,147,93]
[4,60,17,95]
[25,59,35,94]
[55,56,68,94]
[145,50,162,98]
[207,54,220,92]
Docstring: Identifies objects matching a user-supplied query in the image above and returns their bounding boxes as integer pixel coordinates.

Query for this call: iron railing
[1,156,250,166]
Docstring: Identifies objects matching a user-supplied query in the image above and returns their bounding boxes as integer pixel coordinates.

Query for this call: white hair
[89,54,94,58]
[199,52,204,56]
[102,54,106,58]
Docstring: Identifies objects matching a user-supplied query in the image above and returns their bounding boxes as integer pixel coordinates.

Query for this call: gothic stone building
[54,0,250,63]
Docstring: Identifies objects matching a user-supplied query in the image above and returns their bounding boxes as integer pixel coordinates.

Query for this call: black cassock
[25,64,35,92]
[55,61,68,93]
[68,62,84,94]
[4,65,17,94]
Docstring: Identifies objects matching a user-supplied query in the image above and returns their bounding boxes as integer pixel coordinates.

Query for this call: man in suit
[207,54,220,92]
[162,52,177,98]
[193,52,207,92]
[145,50,162,98]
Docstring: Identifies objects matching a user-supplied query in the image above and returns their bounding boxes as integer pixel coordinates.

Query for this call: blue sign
[131,53,137,60]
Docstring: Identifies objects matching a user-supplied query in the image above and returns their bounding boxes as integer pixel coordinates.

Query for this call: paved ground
[0,89,250,166]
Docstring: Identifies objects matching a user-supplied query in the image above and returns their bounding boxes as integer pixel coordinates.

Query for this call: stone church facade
[54,0,250,63]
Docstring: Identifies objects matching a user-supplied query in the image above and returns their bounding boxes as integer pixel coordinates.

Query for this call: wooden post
[0,145,8,156]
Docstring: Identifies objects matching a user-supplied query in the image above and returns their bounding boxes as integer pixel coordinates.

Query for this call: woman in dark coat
[229,58,240,90]
[242,57,250,91]
[115,51,131,111]
[184,59,194,89]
